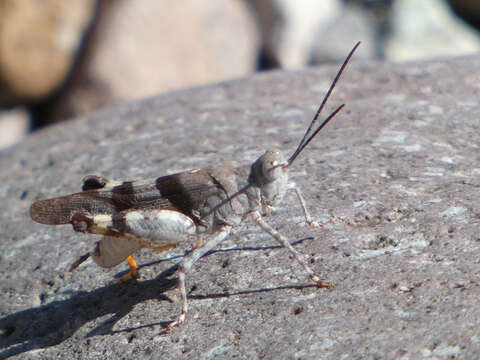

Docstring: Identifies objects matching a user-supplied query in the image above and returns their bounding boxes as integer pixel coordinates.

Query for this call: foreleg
[251,211,333,288]
[288,183,320,228]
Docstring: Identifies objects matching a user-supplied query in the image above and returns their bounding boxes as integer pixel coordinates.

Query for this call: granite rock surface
[0,54,479,359]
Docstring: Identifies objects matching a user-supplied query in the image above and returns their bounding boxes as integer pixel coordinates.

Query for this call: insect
[30,42,359,329]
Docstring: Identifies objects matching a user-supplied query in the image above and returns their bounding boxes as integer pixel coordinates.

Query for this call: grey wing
[30,169,223,225]
[30,192,120,225]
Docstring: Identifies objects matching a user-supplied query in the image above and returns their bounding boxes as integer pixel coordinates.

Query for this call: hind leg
[70,209,195,280]
[121,243,179,281]
[120,255,138,281]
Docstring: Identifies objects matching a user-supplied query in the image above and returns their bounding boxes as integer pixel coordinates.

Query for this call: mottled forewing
[30,169,223,225]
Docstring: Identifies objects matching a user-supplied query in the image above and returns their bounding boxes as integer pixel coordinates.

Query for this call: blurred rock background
[0,0,479,149]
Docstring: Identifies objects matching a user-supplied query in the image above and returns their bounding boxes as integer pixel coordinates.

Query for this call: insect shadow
[0,237,316,359]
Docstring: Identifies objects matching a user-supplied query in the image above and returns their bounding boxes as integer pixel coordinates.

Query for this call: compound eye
[265,160,278,173]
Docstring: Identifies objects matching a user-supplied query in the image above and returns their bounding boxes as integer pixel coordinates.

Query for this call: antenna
[287,41,360,167]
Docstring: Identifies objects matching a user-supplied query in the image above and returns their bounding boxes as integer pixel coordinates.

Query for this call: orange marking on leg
[121,255,138,282]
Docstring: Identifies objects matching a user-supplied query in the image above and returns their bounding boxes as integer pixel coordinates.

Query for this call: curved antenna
[287,103,344,166]
[287,41,360,167]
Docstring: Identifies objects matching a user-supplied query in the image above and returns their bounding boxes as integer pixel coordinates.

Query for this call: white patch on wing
[93,214,113,228]
[106,180,124,187]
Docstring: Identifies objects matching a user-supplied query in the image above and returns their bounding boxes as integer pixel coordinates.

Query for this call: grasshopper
[30,42,359,329]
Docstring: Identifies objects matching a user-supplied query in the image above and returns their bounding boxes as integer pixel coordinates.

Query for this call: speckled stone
[1,53,479,359]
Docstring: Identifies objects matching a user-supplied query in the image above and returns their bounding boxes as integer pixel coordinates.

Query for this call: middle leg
[168,226,232,330]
